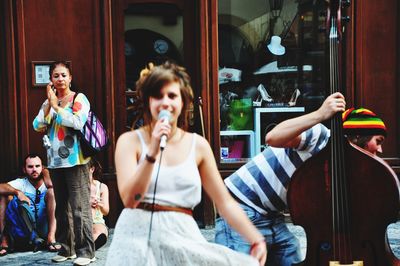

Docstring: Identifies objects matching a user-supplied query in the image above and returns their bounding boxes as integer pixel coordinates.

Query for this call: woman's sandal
[0,246,8,256]
[47,241,62,252]
[0,232,9,256]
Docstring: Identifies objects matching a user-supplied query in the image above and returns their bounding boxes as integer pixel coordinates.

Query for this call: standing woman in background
[33,61,95,266]
[106,62,266,266]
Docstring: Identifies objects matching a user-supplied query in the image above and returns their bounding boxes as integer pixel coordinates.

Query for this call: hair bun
[139,62,154,79]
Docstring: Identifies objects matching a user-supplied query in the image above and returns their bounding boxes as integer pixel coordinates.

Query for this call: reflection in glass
[124,4,183,130]
[218,0,327,163]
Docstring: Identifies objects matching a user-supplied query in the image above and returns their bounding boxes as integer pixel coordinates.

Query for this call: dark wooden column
[350,0,399,160]
[0,0,21,180]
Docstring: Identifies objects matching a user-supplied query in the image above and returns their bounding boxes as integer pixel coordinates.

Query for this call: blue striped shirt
[225,124,330,215]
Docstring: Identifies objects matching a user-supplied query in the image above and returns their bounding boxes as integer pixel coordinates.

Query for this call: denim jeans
[215,203,301,266]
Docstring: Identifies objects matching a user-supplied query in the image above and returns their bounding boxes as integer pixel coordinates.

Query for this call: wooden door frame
[0,0,20,179]
[348,0,400,171]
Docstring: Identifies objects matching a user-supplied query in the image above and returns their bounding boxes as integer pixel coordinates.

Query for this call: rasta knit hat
[342,107,387,137]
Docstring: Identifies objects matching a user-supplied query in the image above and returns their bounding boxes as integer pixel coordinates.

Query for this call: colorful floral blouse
[33,93,91,168]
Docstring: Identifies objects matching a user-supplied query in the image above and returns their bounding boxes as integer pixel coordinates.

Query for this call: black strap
[71,92,78,105]
[17,200,37,233]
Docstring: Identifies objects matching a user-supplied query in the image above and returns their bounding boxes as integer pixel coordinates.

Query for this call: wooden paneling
[12,0,120,225]
[111,0,128,139]
[13,0,105,166]
[353,0,399,159]
[101,0,117,172]
[0,0,21,180]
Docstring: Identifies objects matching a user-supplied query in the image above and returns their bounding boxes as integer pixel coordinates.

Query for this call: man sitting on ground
[0,153,60,256]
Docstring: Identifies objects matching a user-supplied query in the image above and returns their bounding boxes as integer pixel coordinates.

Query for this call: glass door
[124,3,184,130]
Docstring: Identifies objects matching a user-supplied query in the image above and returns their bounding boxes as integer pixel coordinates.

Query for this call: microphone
[158,110,171,150]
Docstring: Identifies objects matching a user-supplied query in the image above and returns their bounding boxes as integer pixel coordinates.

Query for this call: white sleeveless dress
[106,131,258,266]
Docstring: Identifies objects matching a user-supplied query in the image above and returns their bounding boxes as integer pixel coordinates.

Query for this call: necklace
[57,91,73,106]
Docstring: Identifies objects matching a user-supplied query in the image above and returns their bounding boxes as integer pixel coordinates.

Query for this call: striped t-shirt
[225,123,330,215]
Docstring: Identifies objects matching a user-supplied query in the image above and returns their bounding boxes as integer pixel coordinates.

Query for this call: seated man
[0,153,60,256]
[215,92,390,265]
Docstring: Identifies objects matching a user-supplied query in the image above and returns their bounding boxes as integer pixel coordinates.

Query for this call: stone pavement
[1,222,400,265]
[0,231,113,266]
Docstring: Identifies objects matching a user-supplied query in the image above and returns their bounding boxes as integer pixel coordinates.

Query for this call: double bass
[287,1,400,265]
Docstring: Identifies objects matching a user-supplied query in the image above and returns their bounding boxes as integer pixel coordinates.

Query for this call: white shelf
[221,130,254,136]
[220,130,255,162]
[254,61,312,75]
[254,107,305,153]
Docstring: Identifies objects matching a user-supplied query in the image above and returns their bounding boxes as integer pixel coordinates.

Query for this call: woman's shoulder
[117,130,139,143]
[190,132,212,155]
[74,92,90,104]
[116,129,147,149]
[191,132,209,146]
[40,99,49,105]
[98,180,109,191]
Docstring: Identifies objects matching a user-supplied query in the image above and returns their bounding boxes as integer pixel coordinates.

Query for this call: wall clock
[154,39,169,54]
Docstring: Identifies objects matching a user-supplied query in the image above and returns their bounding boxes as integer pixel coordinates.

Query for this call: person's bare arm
[266,92,346,148]
[94,183,109,216]
[197,136,267,265]
[115,131,152,208]
[0,183,30,204]
[42,168,53,189]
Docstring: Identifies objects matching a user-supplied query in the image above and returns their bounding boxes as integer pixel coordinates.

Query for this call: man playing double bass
[215,92,396,265]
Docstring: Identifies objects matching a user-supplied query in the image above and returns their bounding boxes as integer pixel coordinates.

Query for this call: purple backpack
[73,93,109,157]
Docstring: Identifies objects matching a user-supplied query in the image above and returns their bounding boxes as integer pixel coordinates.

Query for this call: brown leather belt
[137,202,193,216]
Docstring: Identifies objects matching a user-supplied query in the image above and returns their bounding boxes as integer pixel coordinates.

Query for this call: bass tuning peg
[342,0,351,8]
[341,16,351,23]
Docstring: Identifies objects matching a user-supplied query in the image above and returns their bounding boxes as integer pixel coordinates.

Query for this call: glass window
[124,3,183,130]
[218,0,327,163]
